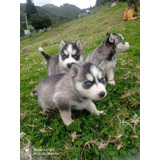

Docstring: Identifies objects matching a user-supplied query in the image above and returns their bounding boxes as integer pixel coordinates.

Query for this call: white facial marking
[116,42,130,53]
[117,33,124,40]
[90,65,100,79]
[86,73,94,82]
[125,42,130,49]
[72,49,77,55]
[64,50,69,55]
[67,44,73,54]
[90,65,102,84]
[61,55,83,70]
[115,34,130,53]
[98,72,102,79]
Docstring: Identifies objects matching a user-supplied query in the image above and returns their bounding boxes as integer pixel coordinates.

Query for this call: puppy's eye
[85,81,93,87]
[73,55,79,60]
[121,39,125,44]
[99,77,105,83]
[62,54,68,59]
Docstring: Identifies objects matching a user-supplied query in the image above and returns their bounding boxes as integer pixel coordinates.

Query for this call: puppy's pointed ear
[76,39,82,50]
[108,33,115,43]
[60,40,66,50]
[103,33,110,44]
[106,32,110,37]
[69,63,81,77]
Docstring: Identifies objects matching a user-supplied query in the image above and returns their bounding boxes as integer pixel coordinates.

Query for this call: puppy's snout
[126,42,130,49]
[99,91,105,98]
[67,63,72,69]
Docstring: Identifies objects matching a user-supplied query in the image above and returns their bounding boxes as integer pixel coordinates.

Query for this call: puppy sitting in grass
[34,62,107,126]
[39,39,83,76]
[85,33,130,85]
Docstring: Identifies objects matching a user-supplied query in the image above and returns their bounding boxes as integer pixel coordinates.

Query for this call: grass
[20,2,140,160]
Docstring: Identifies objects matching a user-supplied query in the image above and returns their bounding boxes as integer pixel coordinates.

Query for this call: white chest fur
[69,99,91,110]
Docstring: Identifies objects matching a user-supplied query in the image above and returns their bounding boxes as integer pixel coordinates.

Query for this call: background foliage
[25,0,37,20]
[30,14,52,30]
[20,1,82,35]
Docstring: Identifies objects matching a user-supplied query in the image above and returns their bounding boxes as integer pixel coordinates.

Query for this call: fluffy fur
[34,62,107,126]
[85,33,130,85]
[39,40,83,76]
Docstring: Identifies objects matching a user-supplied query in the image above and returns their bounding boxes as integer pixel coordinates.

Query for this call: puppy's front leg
[86,101,105,116]
[59,109,74,126]
[105,63,116,85]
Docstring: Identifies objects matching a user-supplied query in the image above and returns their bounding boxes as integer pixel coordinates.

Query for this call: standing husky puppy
[39,40,83,76]
[34,63,107,126]
[85,33,130,85]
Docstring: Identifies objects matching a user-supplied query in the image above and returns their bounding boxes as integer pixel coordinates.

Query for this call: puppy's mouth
[66,62,77,70]
[62,64,71,70]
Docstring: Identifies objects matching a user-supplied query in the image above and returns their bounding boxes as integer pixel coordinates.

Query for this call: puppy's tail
[39,47,50,61]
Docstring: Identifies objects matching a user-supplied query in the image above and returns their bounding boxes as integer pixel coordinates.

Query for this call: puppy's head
[112,33,130,53]
[70,63,107,100]
[59,40,83,70]
[101,33,130,60]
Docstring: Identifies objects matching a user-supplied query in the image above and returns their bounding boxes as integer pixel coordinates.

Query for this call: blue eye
[99,77,105,83]
[73,55,79,60]
[85,81,93,87]
[62,54,68,60]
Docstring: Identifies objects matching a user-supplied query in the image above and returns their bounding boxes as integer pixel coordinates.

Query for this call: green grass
[20,2,140,160]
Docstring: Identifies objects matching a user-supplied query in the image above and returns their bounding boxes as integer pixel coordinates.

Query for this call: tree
[25,0,37,20]
[30,14,52,30]
[42,16,52,28]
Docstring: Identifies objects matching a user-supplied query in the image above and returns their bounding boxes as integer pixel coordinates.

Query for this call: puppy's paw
[64,120,74,126]
[95,110,106,116]
[108,80,115,85]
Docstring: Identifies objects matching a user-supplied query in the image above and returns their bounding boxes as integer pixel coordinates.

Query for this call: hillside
[20,3,81,26]
[20,2,140,160]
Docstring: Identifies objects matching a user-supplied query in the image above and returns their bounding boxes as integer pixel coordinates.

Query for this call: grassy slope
[20,2,140,160]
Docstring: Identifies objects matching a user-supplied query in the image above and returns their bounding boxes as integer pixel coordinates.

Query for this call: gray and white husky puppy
[34,62,107,126]
[39,40,83,76]
[85,33,130,85]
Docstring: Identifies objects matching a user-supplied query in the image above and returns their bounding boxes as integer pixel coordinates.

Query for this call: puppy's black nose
[99,91,105,98]
[67,63,72,68]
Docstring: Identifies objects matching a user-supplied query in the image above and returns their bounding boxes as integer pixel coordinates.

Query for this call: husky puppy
[85,33,130,85]
[39,40,83,76]
[34,62,107,126]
